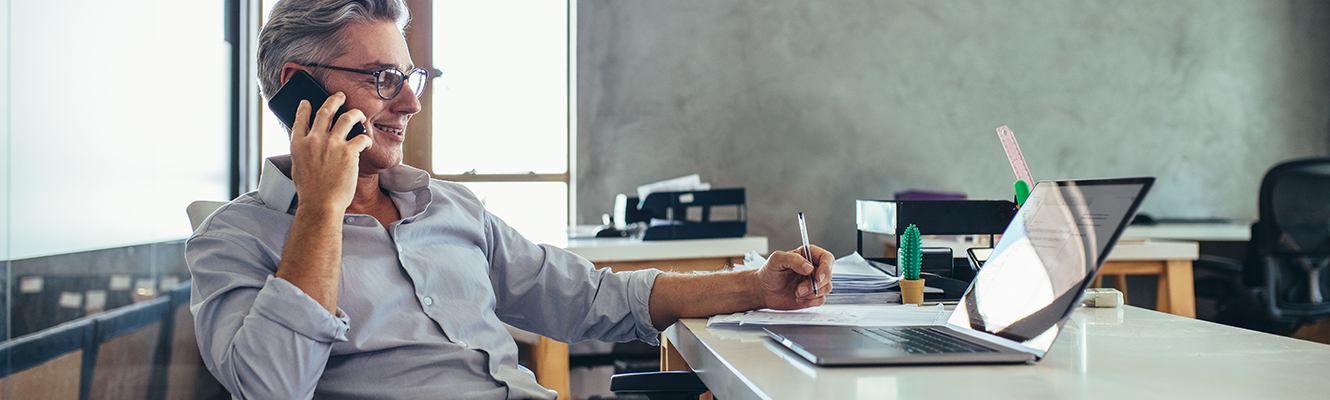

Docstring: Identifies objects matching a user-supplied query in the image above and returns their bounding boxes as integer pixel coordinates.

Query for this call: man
[186,0,833,399]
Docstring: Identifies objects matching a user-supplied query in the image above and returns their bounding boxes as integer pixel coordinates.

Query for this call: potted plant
[899,224,925,305]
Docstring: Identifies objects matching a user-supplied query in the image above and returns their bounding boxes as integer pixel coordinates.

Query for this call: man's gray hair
[257,0,410,99]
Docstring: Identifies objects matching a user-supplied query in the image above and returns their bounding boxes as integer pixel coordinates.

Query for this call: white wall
[3,0,231,260]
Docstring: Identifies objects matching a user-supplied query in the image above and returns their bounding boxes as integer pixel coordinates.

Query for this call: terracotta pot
[900,278,926,305]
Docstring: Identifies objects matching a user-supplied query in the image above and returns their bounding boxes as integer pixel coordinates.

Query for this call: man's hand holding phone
[289,92,372,213]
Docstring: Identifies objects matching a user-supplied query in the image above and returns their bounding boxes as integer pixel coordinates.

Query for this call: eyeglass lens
[376,68,429,100]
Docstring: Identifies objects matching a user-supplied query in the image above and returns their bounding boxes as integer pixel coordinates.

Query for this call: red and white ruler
[995,126,1033,184]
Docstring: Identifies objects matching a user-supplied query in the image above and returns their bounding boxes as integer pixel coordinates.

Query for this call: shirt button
[457,341,468,347]
[422,297,433,306]
[344,217,355,224]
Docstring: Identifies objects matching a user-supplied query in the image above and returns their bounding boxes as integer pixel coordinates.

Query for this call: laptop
[766,177,1154,365]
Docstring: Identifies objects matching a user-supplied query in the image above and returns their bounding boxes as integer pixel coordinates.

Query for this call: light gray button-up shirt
[186,156,662,399]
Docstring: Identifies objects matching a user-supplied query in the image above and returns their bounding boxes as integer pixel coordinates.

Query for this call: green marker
[1014,180,1031,206]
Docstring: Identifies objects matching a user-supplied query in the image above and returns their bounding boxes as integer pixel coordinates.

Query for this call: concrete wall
[577,0,1330,257]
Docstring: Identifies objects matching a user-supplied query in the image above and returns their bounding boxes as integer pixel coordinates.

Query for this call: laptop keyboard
[852,327,998,354]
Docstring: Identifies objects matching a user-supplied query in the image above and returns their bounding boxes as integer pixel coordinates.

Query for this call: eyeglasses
[302,63,430,100]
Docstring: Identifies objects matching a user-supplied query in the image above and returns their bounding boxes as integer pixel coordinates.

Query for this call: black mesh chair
[1248,157,1330,323]
[1198,157,1330,334]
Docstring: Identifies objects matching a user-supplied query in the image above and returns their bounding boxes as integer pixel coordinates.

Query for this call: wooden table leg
[1099,259,1195,318]
[1164,260,1196,318]
[533,336,570,400]
[660,333,713,400]
[660,332,689,371]
[1110,274,1129,304]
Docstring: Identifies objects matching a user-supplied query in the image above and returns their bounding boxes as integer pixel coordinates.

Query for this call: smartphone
[267,70,365,140]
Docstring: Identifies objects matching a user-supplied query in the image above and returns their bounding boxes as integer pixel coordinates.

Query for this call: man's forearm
[275,206,343,314]
[647,270,765,330]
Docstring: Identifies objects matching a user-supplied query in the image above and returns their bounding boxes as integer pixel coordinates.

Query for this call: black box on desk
[856,199,1017,238]
[856,199,1016,282]
[628,188,747,241]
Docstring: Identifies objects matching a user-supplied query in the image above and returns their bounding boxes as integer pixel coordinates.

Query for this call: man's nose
[392,87,423,115]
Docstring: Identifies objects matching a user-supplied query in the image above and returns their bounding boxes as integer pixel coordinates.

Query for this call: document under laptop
[766,177,1154,365]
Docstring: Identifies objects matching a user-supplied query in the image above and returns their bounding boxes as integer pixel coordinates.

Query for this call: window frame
[401,0,576,225]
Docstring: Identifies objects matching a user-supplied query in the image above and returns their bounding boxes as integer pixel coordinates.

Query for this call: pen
[798,212,818,295]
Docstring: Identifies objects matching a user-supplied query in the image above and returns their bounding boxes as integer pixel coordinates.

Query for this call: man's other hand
[757,245,834,310]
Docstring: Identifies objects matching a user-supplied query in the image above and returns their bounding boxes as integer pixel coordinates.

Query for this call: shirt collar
[256,155,433,214]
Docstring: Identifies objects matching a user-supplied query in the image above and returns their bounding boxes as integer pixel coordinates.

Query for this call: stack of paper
[828,252,899,293]
[636,174,711,204]
[734,251,901,304]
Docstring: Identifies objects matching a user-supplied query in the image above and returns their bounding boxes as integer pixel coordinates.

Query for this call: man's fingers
[347,131,373,152]
[812,245,834,271]
[794,244,833,280]
[772,250,816,276]
[309,92,347,138]
[292,100,312,138]
[332,109,368,142]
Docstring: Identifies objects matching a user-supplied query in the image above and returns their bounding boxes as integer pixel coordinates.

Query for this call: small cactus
[899,224,922,280]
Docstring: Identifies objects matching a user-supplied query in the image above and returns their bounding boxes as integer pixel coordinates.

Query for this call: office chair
[0,317,94,400]
[1196,157,1330,334]
[187,200,228,231]
[609,370,708,400]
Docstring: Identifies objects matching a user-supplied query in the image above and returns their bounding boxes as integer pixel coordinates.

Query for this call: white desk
[527,234,768,400]
[667,306,1330,400]
[1123,222,1252,242]
[564,236,769,264]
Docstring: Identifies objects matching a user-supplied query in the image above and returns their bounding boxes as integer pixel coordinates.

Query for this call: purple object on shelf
[893,190,967,201]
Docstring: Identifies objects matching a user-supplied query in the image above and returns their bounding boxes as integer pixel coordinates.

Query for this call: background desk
[1097,239,1199,318]
[530,235,768,400]
[1122,221,1252,242]
[667,305,1330,400]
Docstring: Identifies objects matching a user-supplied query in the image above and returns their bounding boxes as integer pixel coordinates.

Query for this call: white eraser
[1082,288,1123,308]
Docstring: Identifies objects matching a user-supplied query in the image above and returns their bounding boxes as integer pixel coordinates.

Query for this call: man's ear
[279,62,307,87]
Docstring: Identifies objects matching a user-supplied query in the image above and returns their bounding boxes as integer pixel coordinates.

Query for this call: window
[415,0,574,237]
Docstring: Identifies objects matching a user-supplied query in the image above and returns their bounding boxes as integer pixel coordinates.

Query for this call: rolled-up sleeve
[187,232,350,400]
[482,212,663,345]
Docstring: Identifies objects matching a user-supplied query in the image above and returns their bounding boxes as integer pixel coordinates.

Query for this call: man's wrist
[294,201,346,221]
[742,269,766,311]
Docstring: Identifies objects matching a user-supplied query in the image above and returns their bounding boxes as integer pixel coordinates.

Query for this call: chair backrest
[1251,157,1330,322]
[0,317,94,400]
[88,297,169,400]
[186,201,227,232]
[162,281,201,400]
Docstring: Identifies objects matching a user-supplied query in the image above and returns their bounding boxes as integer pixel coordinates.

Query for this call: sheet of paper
[824,292,900,305]
[707,304,948,328]
[830,252,900,293]
[636,174,711,205]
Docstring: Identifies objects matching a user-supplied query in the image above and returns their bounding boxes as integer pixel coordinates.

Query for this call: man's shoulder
[189,193,293,241]
[426,178,484,206]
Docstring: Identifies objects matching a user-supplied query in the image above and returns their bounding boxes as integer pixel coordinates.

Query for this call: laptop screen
[945,178,1152,354]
